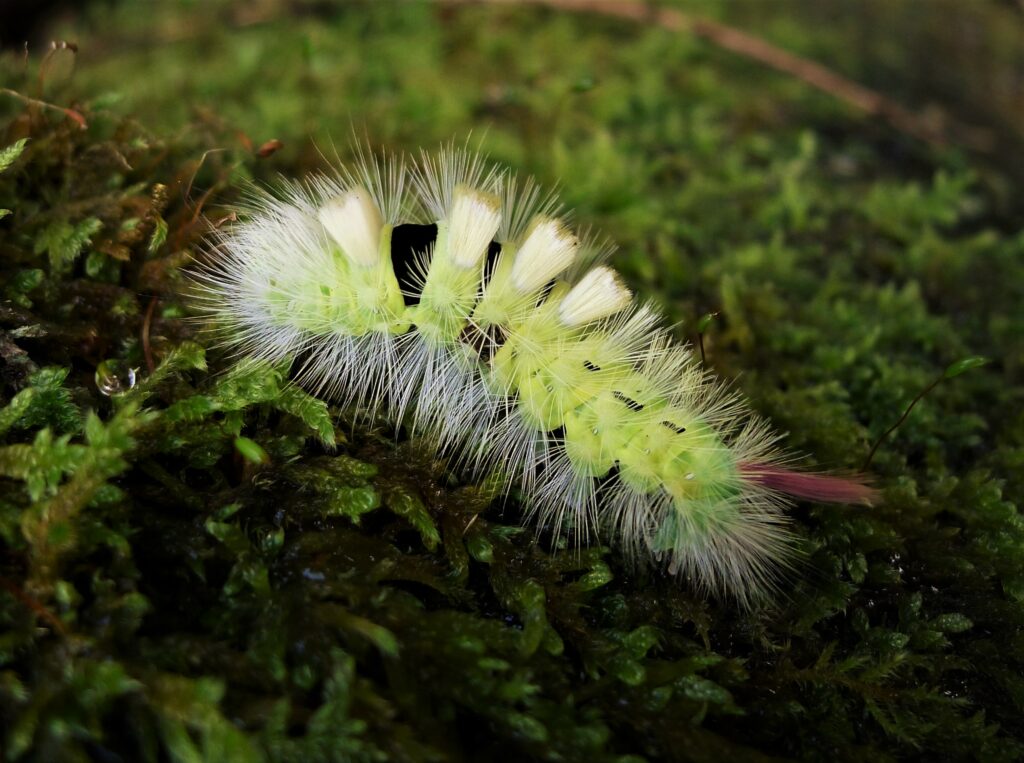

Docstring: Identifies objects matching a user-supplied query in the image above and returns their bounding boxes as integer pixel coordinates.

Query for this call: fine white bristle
[317,188,383,267]
[413,144,501,223]
[511,217,578,293]
[558,266,632,326]
[498,173,562,243]
[448,186,501,269]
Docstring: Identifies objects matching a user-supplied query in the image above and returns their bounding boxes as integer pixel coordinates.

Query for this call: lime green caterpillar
[194,145,874,604]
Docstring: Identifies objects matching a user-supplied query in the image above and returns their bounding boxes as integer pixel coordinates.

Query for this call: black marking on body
[661,421,686,434]
[612,391,644,412]
[583,360,601,372]
[390,223,437,306]
[481,239,503,285]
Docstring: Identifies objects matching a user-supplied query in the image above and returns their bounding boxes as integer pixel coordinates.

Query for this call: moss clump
[2,3,1023,761]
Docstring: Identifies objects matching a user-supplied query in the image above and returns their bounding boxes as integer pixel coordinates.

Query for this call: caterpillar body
[194,146,874,604]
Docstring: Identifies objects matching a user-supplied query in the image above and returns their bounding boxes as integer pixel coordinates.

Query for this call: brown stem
[1,87,87,130]
[862,375,943,471]
[446,0,988,150]
[0,575,67,635]
[142,296,158,374]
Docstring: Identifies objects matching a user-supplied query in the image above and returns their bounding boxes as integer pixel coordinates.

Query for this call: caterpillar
[193,144,875,604]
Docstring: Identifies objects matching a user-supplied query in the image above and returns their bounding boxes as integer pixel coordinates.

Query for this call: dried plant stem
[0,88,87,130]
[862,375,942,471]
[142,296,158,374]
[0,575,67,635]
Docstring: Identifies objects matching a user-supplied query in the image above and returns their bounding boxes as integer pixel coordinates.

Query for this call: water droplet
[95,360,137,396]
[684,472,696,481]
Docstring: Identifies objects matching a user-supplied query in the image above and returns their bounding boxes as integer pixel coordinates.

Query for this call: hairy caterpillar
[193,145,874,604]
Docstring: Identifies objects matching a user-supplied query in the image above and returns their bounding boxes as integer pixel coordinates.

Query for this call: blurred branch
[1,87,87,129]
[448,0,993,151]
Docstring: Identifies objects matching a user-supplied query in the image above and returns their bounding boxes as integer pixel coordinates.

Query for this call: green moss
[1,2,1023,761]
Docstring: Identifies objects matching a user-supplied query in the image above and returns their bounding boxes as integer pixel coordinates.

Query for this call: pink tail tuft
[740,464,878,505]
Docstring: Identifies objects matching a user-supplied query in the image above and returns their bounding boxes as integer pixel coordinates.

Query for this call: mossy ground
[1,2,1023,761]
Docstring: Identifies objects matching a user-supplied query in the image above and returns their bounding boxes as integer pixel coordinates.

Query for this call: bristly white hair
[566,224,616,281]
[412,143,502,223]
[313,141,411,225]
[191,191,326,360]
[497,172,563,244]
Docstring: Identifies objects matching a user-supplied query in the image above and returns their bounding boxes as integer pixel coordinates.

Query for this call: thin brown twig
[0,575,67,636]
[183,148,227,207]
[142,296,158,374]
[0,87,87,130]
[446,0,990,151]
[211,211,238,230]
[861,375,942,471]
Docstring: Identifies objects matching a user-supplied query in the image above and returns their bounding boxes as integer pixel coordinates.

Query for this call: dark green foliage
[1,2,1023,761]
